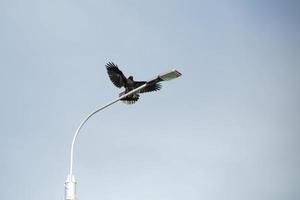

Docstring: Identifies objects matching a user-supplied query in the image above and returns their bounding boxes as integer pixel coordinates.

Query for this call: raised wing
[134,81,162,93]
[106,62,127,88]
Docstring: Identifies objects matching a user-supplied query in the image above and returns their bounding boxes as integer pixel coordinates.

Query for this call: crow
[105,62,162,104]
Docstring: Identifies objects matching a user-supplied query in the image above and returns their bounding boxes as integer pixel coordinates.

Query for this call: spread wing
[134,81,162,93]
[106,62,127,88]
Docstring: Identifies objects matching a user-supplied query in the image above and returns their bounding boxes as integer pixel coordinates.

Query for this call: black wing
[106,62,127,88]
[134,81,162,93]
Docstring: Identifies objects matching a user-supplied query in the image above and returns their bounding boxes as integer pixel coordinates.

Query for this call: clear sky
[0,0,299,199]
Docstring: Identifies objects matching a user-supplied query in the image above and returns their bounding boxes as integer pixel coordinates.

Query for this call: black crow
[105,62,162,104]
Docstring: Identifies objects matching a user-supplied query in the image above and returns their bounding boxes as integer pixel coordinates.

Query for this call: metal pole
[65,83,147,200]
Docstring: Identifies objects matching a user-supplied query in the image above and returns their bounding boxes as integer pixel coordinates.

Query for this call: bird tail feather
[119,91,139,104]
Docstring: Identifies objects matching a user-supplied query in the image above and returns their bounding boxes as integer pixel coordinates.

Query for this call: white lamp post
[64,69,181,200]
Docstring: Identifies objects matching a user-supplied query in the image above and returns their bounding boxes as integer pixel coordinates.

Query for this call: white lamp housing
[158,69,182,81]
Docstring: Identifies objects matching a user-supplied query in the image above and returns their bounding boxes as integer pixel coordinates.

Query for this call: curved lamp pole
[65,69,182,200]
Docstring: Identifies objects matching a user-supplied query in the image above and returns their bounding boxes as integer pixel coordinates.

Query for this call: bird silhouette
[105,62,162,104]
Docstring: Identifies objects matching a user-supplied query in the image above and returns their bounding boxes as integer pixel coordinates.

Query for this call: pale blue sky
[0,0,300,199]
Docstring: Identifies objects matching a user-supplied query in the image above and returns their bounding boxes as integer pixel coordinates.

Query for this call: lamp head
[158,69,182,81]
[147,69,182,84]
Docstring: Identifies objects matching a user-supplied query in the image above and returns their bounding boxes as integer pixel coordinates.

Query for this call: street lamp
[64,69,181,200]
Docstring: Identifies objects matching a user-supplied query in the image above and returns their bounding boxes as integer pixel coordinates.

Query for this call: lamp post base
[65,175,76,200]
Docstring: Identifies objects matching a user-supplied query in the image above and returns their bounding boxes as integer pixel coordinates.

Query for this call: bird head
[128,76,134,80]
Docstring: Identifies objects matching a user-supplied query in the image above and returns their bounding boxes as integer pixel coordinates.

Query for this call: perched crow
[106,62,162,104]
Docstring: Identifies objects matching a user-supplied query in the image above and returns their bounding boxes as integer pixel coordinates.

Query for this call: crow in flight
[106,62,162,104]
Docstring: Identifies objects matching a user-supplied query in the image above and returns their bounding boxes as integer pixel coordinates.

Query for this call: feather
[106,62,127,88]
[134,81,162,93]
